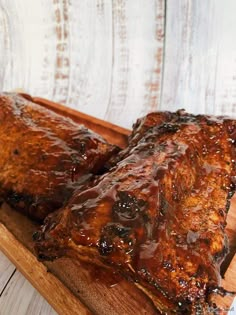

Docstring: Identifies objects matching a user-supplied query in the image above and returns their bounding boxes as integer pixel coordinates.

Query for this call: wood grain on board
[0,95,235,315]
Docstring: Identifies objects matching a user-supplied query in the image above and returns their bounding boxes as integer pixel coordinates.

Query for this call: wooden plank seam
[0,269,16,297]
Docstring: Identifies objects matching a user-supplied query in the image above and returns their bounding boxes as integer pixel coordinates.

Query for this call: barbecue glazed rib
[34,110,236,313]
[107,111,177,167]
[0,93,118,221]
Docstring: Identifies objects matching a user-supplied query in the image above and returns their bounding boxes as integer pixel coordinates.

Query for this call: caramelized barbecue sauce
[35,111,236,314]
[0,93,118,221]
[98,191,149,265]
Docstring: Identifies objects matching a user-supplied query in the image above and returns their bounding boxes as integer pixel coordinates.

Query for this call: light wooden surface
[1,1,236,129]
[0,0,165,129]
[0,258,57,315]
[162,0,236,116]
[0,251,15,293]
[0,252,57,315]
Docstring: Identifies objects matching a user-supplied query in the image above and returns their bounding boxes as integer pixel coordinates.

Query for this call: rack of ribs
[0,93,118,221]
[35,109,236,313]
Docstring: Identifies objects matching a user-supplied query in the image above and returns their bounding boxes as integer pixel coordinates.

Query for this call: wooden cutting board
[0,94,235,315]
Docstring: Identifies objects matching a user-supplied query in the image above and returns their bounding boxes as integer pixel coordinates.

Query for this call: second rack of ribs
[35,111,236,313]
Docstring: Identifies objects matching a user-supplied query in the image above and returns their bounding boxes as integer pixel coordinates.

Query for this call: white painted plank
[0,0,56,98]
[161,0,236,117]
[2,0,236,126]
[104,0,165,128]
[50,0,165,128]
[63,0,113,119]
[0,270,57,315]
[0,251,15,293]
[0,0,165,129]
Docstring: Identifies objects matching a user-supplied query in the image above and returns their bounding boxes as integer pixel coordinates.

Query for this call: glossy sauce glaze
[0,93,118,221]
[35,110,236,313]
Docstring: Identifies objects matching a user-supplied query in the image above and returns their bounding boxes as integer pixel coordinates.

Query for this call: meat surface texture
[0,93,118,221]
[35,110,236,313]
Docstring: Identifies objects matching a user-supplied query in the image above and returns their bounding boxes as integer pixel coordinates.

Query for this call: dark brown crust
[0,93,118,221]
[35,110,236,313]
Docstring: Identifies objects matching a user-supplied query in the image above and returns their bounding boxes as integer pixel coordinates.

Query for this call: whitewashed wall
[162,0,236,116]
[0,0,236,129]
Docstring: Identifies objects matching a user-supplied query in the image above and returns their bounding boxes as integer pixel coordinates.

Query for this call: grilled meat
[0,93,118,221]
[35,110,236,313]
[107,110,177,167]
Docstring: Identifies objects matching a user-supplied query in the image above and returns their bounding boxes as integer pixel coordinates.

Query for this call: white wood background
[1,0,236,129]
[0,252,56,315]
[1,1,236,314]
